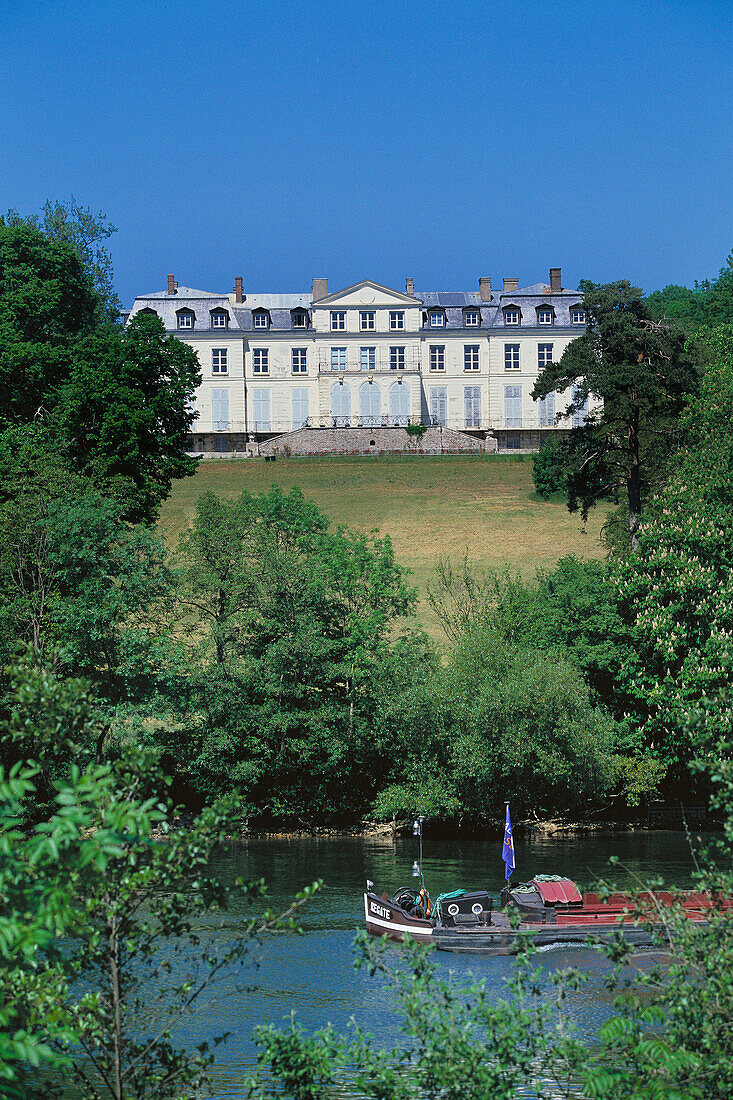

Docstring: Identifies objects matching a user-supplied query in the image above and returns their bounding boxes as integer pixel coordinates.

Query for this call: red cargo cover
[531,878,582,906]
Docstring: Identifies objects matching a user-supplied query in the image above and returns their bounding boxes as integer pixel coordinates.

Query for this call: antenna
[412,815,425,885]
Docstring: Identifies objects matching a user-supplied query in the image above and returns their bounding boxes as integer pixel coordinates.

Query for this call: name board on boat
[369,900,392,921]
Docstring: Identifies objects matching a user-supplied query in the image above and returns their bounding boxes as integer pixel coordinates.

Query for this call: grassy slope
[159,455,608,636]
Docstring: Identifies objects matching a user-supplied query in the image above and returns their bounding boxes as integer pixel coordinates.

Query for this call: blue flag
[502,804,515,881]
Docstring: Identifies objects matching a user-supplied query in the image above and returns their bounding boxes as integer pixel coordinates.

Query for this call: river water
[138,828,705,1098]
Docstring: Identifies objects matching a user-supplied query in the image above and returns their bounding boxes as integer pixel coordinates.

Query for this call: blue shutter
[211,388,230,430]
[252,388,270,431]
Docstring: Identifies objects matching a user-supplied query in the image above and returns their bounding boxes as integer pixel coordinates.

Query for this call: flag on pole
[502,803,515,881]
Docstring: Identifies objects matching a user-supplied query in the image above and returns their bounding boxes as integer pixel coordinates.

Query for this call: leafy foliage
[168,486,417,819]
[0,661,320,1099]
[532,437,566,497]
[532,280,700,546]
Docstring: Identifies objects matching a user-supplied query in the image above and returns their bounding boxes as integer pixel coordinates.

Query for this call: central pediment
[314,279,421,308]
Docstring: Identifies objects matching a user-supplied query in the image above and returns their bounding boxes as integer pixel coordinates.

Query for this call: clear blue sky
[2,0,731,306]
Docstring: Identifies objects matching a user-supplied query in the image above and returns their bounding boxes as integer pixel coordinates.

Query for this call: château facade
[126,270,589,453]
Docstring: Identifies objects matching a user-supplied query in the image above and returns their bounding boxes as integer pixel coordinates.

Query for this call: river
[119,827,705,1098]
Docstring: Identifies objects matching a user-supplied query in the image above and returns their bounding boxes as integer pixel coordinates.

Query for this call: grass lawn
[159,455,609,636]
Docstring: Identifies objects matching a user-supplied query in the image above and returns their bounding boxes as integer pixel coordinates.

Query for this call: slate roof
[127,280,583,332]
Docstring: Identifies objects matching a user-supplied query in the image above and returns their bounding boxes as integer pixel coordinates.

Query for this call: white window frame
[252,348,269,374]
[330,310,346,331]
[292,310,308,328]
[360,311,375,331]
[212,347,228,374]
[291,348,307,374]
[360,346,376,371]
[504,344,520,371]
[571,308,586,325]
[464,345,479,371]
[389,346,406,370]
[429,311,445,328]
[429,345,445,371]
[464,309,480,327]
[389,311,405,331]
[177,311,194,329]
[504,308,520,325]
[330,346,347,371]
[537,308,554,326]
[538,343,553,370]
[253,311,269,329]
[211,311,228,328]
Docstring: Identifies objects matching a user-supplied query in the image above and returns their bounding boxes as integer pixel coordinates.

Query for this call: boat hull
[363,893,705,955]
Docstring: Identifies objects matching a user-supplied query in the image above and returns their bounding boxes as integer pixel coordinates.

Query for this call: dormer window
[138,307,158,317]
[211,309,229,328]
[252,309,270,329]
[291,309,309,328]
[177,309,195,329]
[464,308,480,327]
[428,310,445,328]
[537,306,554,326]
[571,308,586,325]
[503,306,521,325]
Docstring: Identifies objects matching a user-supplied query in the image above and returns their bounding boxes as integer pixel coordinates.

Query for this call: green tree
[532,280,700,549]
[55,313,201,522]
[0,222,100,427]
[4,199,120,319]
[0,662,319,1099]
[171,487,417,819]
[532,437,566,497]
[612,330,733,782]
[0,217,200,522]
[647,249,733,332]
[0,473,174,711]
[372,624,617,822]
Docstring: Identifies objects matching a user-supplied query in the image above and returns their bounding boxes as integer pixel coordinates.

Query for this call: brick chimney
[479,276,492,301]
[503,277,519,293]
[406,277,414,296]
[234,276,244,303]
[167,273,177,295]
[312,278,328,300]
[549,268,562,293]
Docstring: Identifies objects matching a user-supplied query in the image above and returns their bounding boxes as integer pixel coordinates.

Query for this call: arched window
[176,308,195,329]
[503,305,521,325]
[359,380,381,427]
[331,381,351,426]
[252,308,270,329]
[390,380,409,425]
[210,309,229,328]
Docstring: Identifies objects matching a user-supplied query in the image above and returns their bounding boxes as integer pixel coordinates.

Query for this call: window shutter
[252,388,270,431]
[292,388,309,429]
[464,386,481,428]
[504,385,522,427]
[211,388,230,430]
[538,391,555,427]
